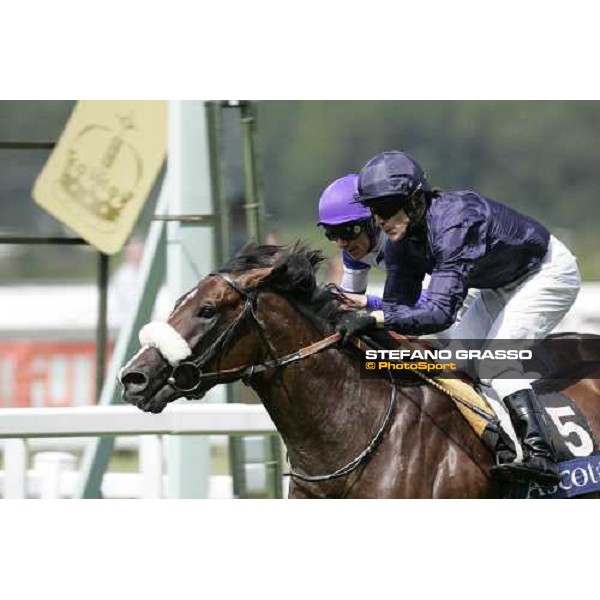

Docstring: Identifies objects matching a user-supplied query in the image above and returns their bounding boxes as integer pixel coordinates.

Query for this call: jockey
[318,174,386,309]
[335,150,581,486]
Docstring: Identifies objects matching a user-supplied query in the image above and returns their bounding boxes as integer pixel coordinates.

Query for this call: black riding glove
[335,311,377,345]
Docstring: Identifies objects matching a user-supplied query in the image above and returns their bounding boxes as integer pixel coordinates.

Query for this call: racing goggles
[365,197,405,220]
[324,223,364,242]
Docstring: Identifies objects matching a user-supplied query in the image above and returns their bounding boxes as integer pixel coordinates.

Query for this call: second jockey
[317,174,386,310]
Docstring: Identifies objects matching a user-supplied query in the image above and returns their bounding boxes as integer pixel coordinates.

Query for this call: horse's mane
[219,242,340,322]
[219,244,284,273]
[219,242,423,383]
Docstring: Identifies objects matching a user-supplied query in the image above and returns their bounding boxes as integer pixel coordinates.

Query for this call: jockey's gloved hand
[335,311,377,345]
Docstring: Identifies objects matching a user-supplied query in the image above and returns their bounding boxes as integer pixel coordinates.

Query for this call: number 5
[545,406,594,457]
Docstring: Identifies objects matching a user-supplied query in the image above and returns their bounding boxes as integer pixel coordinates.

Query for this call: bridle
[167,273,342,392]
[165,271,397,484]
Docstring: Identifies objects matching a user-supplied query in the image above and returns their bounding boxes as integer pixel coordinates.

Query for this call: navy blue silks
[381,190,550,334]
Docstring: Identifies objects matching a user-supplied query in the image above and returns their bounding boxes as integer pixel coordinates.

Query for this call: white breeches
[438,236,581,399]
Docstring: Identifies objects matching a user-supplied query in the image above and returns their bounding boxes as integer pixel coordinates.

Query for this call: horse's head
[120,244,329,413]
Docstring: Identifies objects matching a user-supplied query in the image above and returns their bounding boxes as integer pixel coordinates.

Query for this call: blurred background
[1,100,599,498]
[259,100,600,281]
[3,100,600,281]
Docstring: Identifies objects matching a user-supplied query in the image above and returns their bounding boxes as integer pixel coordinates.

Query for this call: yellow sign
[33,101,167,254]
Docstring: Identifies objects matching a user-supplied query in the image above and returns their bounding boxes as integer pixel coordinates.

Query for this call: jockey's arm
[376,268,468,333]
[337,250,378,309]
[338,251,371,294]
[377,220,485,335]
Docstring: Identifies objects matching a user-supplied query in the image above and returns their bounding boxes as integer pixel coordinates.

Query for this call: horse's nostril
[121,371,149,389]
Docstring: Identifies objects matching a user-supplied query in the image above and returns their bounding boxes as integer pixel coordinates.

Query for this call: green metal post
[95,252,109,402]
[239,101,284,498]
[206,101,249,499]
[240,101,263,244]
[206,101,230,265]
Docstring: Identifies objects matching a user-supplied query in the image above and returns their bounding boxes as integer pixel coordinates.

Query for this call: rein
[169,332,343,390]
[284,384,397,483]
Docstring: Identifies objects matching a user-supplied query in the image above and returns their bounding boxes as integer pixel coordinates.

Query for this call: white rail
[0,403,277,438]
[0,404,279,499]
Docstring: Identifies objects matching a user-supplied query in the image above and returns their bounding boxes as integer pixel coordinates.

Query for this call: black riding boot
[492,388,559,486]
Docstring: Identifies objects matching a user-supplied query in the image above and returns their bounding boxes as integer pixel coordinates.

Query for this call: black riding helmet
[355,150,432,223]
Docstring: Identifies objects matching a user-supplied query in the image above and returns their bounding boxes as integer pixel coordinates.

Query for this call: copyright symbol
[366,362,376,370]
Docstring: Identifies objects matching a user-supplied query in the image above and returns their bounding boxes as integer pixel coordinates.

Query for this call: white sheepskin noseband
[138,321,192,366]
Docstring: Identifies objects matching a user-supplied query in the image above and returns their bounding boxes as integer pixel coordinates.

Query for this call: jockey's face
[375,208,410,242]
[335,228,371,260]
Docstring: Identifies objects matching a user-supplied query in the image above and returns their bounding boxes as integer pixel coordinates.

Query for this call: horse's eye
[197,305,216,319]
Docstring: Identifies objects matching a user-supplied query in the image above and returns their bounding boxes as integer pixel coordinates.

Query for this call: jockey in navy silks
[334,150,581,486]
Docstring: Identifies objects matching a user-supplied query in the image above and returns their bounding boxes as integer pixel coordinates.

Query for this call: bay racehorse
[120,244,600,498]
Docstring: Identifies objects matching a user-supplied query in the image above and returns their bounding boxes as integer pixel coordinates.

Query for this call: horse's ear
[307,250,324,269]
[237,266,274,290]
[264,250,319,298]
[264,251,291,284]
[235,240,257,257]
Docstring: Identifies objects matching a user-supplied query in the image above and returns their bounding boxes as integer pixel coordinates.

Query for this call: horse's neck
[253,350,389,475]
[249,296,390,475]
[247,294,493,497]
